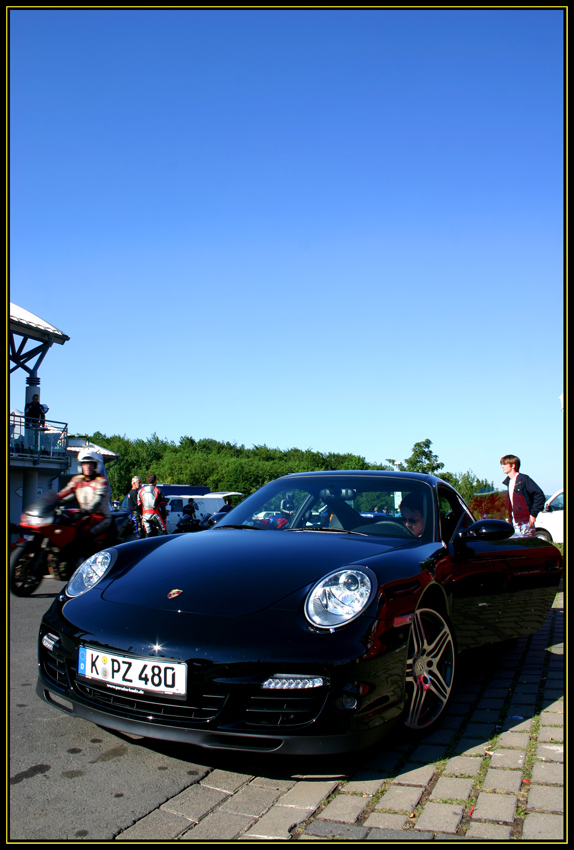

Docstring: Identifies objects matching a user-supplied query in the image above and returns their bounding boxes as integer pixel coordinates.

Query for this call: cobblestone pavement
[116,591,564,842]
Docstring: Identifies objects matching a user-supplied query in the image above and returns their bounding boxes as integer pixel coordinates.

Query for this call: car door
[438,485,562,652]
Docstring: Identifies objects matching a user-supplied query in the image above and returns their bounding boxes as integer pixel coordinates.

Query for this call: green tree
[87,431,493,505]
[403,439,444,475]
[389,441,492,506]
[443,470,494,505]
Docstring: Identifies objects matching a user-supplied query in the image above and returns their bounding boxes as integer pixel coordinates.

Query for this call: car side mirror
[458,519,514,541]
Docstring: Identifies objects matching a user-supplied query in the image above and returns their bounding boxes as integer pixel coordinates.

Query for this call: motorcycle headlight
[66,550,116,598]
[22,514,50,527]
[305,568,374,629]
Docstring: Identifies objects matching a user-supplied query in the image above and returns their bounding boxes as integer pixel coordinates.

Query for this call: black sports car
[37,471,562,755]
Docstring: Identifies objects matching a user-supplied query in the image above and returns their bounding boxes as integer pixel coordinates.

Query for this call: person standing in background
[500,454,545,536]
[138,474,168,536]
[126,476,144,537]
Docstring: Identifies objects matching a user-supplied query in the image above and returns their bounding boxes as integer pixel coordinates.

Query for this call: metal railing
[9,413,70,466]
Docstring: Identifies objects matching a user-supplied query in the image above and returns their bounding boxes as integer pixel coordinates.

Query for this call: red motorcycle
[10,492,133,596]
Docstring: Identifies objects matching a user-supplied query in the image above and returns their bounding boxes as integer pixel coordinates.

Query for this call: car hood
[102,528,414,616]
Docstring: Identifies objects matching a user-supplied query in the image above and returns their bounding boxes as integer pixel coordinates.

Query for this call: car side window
[438,487,473,542]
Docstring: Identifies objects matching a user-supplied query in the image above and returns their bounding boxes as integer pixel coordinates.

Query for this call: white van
[165,491,242,533]
[534,489,564,544]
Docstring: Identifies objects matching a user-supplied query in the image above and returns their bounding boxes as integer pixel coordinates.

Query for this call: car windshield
[215,475,435,542]
[548,492,564,510]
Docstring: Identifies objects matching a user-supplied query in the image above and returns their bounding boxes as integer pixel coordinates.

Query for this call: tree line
[89,433,494,511]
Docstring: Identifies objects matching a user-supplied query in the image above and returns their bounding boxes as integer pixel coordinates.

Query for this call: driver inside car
[399,493,426,538]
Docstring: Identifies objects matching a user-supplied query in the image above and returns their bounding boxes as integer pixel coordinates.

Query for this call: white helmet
[78,448,102,472]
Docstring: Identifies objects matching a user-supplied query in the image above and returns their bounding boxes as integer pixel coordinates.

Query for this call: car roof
[190,492,242,497]
[281,469,442,485]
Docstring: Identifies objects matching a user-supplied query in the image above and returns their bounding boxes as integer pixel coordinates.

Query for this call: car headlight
[66,550,116,597]
[305,568,374,629]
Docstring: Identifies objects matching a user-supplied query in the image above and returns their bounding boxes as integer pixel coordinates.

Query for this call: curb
[115,593,564,841]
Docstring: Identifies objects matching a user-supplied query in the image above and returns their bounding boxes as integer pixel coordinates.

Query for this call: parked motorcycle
[175,512,212,533]
[10,492,134,596]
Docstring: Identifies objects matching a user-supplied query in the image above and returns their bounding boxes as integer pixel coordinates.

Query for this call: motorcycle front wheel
[9,543,46,596]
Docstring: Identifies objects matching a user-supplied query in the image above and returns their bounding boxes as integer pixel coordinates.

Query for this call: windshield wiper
[290,527,369,537]
[215,524,368,536]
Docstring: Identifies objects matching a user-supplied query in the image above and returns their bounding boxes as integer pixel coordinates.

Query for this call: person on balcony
[24,394,46,427]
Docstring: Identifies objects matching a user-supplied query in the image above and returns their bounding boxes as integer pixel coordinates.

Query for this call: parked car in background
[534,489,564,543]
[253,510,282,521]
[37,470,562,756]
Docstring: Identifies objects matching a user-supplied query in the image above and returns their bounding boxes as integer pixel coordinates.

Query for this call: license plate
[78,647,187,697]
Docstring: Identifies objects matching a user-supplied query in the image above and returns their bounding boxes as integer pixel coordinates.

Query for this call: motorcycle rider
[138,473,168,536]
[219,498,234,514]
[57,448,112,556]
[176,497,200,532]
[182,498,197,519]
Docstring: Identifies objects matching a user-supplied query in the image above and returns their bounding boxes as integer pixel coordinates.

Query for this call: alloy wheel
[404,608,456,730]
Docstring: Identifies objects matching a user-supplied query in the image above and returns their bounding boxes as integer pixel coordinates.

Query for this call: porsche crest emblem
[167,589,183,599]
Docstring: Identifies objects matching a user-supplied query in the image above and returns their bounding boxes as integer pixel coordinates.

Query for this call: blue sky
[9,8,565,493]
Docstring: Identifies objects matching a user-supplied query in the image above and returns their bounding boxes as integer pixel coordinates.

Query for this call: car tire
[533,529,553,543]
[404,608,456,731]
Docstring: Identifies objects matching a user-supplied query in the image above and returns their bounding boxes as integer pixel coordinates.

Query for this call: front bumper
[37,609,407,755]
[36,676,399,754]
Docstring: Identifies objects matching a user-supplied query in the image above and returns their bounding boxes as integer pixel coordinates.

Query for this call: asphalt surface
[10,583,564,842]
